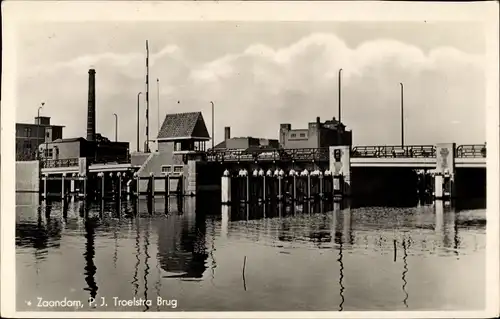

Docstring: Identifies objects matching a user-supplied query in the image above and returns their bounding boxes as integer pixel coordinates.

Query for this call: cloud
[16,32,486,151]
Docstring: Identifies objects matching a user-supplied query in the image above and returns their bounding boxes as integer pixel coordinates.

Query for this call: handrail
[456,144,486,158]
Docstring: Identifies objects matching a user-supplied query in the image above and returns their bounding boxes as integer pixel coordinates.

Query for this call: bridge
[40,158,140,175]
[205,144,486,168]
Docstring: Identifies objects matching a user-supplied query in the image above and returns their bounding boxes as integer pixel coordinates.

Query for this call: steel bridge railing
[41,158,80,169]
[350,145,436,158]
[456,144,486,158]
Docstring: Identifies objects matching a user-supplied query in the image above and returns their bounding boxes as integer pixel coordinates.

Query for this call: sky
[15,20,487,151]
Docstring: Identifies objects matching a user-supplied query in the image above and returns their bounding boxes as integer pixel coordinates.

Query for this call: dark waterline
[16,192,486,311]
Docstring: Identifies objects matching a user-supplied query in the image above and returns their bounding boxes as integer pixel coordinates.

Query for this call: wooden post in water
[319,172,324,199]
[43,174,48,200]
[100,172,105,199]
[165,174,170,198]
[221,170,231,205]
[61,173,66,200]
[117,172,122,200]
[150,172,155,198]
[135,173,140,198]
[307,172,311,200]
[246,171,250,204]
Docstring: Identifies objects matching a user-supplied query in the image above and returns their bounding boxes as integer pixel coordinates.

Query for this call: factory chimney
[87,69,96,142]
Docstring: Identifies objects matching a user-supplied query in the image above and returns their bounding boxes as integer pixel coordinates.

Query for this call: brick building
[213,126,280,151]
[279,116,352,149]
[16,116,64,161]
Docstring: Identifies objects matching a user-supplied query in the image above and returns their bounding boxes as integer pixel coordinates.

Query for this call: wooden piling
[61,173,66,200]
[118,173,122,200]
[101,173,105,199]
[319,174,324,199]
[165,174,170,197]
[150,173,155,198]
[307,175,311,200]
[263,175,266,203]
[43,175,48,200]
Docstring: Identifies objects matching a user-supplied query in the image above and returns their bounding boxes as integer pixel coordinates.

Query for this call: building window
[290,133,296,138]
[299,133,306,138]
[24,128,32,137]
[23,140,31,150]
[44,148,53,158]
[173,165,183,174]
[161,165,172,175]
[174,142,182,152]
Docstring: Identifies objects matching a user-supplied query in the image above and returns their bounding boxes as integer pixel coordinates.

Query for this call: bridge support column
[221,170,231,205]
[329,146,351,197]
[434,143,456,200]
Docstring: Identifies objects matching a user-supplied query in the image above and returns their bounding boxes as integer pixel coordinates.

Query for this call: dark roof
[157,112,210,140]
[214,141,226,149]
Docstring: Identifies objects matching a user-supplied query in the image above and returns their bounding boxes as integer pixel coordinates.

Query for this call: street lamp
[337,68,343,145]
[157,78,160,136]
[37,102,44,160]
[137,92,142,152]
[400,82,404,147]
[210,101,215,150]
[113,113,118,142]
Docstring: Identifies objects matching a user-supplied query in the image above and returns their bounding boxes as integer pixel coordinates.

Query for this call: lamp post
[37,102,44,160]
[210,101,215,150]
[113,113,118,142]
[338,68,343,145]
[400,82,404,147]
[137,92,142,152]
[157,78,160,136]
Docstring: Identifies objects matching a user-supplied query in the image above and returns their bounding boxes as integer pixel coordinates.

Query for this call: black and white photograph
[1,1,499,318]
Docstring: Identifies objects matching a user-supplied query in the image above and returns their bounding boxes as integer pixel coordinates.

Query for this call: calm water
[16,193,486,312]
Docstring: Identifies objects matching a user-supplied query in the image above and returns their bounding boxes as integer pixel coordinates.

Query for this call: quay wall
[16,161,40,192]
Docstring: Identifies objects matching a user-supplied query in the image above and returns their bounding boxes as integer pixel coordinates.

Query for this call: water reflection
[402,238,409,308]
[133,219,140,296]
[15,191,486,312]
[143,219,151,312]
[83,216,98,300]
[158,198,208,280]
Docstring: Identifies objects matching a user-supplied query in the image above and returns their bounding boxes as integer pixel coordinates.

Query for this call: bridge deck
[39,144,486,174]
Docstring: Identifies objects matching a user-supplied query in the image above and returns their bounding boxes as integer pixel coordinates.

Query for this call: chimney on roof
[316,116,320,124]
[224,126,231,141]
[87,69,96,142]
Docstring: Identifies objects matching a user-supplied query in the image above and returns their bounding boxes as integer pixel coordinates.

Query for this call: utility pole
[137,92,142,152]
[145,40,150,153]
[338,68,343,145]
[113,113,118,142]
[157,78,160,136]
[210,101,215,150]
[400,82,404,147]
[37,102,44,159]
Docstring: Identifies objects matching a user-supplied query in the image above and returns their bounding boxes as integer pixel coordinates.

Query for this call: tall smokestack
[87,69,96,142]
[224,127,231,141]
